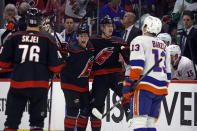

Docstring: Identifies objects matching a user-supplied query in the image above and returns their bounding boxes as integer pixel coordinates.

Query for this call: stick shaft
[101,58,162,119]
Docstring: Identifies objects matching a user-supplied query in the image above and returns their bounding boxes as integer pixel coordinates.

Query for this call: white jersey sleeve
[129,36,145,80]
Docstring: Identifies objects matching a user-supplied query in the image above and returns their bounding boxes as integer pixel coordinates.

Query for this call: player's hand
[122,77,133,99]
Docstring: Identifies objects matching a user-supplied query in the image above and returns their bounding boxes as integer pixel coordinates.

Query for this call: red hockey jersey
[0,31,66,89]
[89,35,129,76]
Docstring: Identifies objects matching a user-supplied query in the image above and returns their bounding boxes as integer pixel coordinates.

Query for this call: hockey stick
[48,74,55,131]
[48,15,70,57]
[92,58,163,119]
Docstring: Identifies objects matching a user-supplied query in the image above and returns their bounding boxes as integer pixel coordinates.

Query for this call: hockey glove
[122,76,133,99]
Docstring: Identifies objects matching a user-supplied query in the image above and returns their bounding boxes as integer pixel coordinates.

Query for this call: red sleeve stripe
[92,68,122,75]
[48,63,66,73]
[67,48,86,53]
[122,46,130,50]
[61,83,89,92]
[110,40,127,45]
[0,68,13,73]
[0,61,12,68]
[58,47,69,55]
[68,47,95,53]
[10,80,49,88]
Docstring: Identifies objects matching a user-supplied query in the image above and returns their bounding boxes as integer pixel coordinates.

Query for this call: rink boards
[0,80,197,131]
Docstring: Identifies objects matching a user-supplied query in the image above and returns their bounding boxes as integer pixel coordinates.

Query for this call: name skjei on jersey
[22,35,39,43]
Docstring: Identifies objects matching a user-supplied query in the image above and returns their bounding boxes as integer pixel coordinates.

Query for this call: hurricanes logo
[95,47,114,65]
[78,56,94,78]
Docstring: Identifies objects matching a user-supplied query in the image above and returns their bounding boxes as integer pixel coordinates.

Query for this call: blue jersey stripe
[167,73,171,80]
[130,60,145,68]
[141,75,168,87]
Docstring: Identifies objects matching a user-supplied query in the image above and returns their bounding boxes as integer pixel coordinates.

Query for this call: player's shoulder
[179,56,193,66]
[131,35,144,43]
[5,31,25,40]
[87,40,95,49]
[110,36,127,45]
[38,31,57,43]
[67,41,81,53]
[39,31,55,39]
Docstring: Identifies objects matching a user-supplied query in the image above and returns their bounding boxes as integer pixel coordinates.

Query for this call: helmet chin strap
[141,25,147,35]
[102,31,112,39]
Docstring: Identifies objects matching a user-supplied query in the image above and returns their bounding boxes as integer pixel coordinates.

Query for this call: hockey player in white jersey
[157,33,172,46]
[167,44,197,80]
[122,16,171,131]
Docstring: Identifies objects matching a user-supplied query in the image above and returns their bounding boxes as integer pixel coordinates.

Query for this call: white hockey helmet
[142,16,162,35]
[167,45,181,57]
[157,33,172,45]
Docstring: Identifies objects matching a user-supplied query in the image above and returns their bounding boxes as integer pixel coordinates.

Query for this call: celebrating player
[123,16,171,131]
[89,16,130,131]
[167,44,197,80]
[0,8,65,131]
[60,23,95,131]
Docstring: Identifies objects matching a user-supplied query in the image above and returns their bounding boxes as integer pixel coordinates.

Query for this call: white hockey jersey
[173,0,197,29]
[65,0,89,19]
[171,56,197,80]
[129,35,171,95]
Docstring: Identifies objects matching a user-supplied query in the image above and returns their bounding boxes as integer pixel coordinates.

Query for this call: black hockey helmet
[77,23,89,35]
[100,16,114,26]
[26,8,41,27]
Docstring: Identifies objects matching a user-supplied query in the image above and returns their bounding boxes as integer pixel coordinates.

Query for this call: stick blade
[92,108,103,120]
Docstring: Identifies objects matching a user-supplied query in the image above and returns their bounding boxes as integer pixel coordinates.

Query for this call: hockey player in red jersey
[0,8,66,131]
[89,17,130,131]
[60,23,95,131]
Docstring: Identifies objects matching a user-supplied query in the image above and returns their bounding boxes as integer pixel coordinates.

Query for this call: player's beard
[172,57,179,67]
